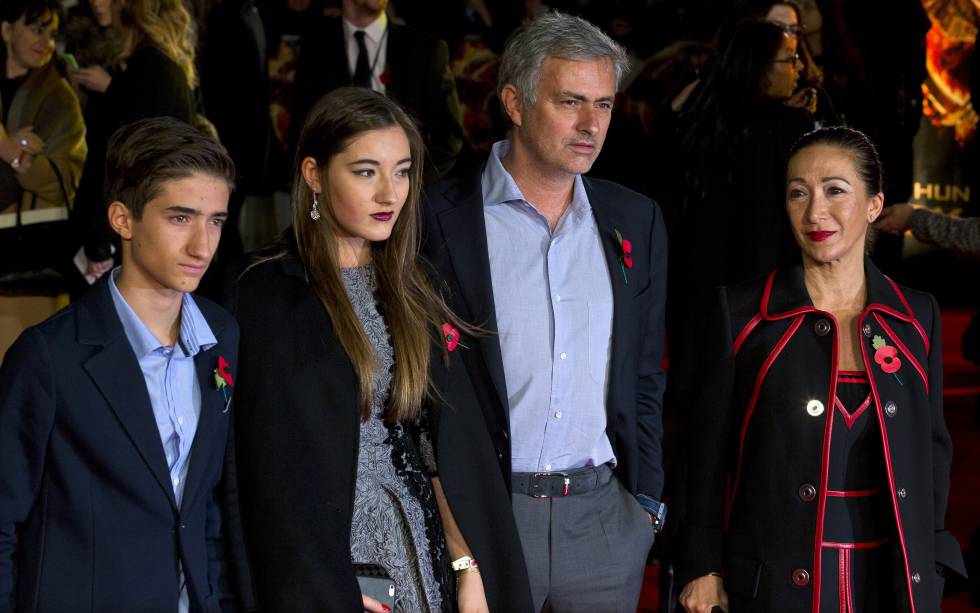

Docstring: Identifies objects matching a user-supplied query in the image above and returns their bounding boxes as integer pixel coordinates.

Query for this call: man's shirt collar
[481,139,590,222]
[108,267,217,359]
[342,10,387,44]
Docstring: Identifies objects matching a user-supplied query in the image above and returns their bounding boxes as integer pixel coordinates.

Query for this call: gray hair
[498,11,630,113]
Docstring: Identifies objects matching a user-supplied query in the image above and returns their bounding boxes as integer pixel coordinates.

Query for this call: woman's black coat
[674,258,967,612]
[227,248,533,612]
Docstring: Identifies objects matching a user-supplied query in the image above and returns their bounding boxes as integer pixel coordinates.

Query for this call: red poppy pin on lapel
[214,355,234,406]
[872,335,903,386]
[614,229,631,285]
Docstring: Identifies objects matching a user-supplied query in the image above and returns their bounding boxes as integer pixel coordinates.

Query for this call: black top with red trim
[823,373,889,545]
[673,257,966,613]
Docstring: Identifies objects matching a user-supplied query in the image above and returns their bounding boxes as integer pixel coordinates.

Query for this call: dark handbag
[0,161,21,205]
[0,156,75,295]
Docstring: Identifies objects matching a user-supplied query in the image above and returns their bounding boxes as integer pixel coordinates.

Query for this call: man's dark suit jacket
[421,168,669,499]
[291,16,463,181]
[0,278,239,613]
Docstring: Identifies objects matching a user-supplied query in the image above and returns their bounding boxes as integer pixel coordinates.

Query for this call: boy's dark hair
[105,117,236,219]
[0,0,60,27]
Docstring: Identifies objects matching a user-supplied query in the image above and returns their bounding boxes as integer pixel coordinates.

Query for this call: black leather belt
[511,465,609,498]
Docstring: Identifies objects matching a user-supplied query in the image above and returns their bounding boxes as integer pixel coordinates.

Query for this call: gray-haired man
[422,12,668,612]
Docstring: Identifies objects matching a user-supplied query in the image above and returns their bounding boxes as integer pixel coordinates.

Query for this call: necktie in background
[353,30,372,88]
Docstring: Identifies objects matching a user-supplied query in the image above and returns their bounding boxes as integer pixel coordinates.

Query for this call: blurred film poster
[909,0,978,260]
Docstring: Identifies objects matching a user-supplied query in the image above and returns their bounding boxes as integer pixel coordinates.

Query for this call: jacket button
[806,399,825,416]
[884,401,898,417]
[862,323,872,337]
[898,488,907,499]
[814,319,832,336]
[912,571,921,584]
[798,483,817,502]
[792,568,810,587]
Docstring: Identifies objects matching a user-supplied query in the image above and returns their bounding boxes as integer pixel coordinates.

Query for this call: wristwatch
[451,556,479,574]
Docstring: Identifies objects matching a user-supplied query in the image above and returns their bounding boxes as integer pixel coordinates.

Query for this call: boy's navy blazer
[0,277,239,613]
[422,169,669,499]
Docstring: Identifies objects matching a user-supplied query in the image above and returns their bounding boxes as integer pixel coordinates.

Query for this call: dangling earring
[310,192,321,221]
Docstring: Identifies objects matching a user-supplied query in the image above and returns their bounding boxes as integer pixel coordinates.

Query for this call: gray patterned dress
[342,264,453,613]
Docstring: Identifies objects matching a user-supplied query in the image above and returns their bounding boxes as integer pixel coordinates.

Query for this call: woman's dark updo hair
[789,126,884,196]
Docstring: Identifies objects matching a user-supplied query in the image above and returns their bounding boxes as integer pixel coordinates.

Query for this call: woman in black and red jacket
[676,127,967,613]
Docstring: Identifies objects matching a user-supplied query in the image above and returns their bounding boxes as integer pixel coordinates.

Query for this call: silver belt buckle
[531,471,571,498]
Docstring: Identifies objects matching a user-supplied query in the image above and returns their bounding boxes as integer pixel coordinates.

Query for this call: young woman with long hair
[230,87,532,613]
[69,0,197,278]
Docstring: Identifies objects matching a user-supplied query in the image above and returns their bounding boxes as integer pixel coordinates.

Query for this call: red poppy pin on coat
[442,322,469,352]
[872,335,903,385]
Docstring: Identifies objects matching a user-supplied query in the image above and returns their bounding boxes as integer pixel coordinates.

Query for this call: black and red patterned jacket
[675,257,967,612]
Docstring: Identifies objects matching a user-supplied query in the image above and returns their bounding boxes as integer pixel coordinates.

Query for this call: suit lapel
[435,174,510,422]
[180,342,224,512]
[79,283,177,509]
[584,179,632,422]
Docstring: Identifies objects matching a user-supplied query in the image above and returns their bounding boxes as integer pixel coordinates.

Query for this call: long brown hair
[288,87,465,422]
[115,0,196,87]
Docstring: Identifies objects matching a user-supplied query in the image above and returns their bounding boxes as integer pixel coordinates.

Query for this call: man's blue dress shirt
[481,140,616,473]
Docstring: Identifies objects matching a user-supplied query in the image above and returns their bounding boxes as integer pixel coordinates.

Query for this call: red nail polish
[381,606,391,612]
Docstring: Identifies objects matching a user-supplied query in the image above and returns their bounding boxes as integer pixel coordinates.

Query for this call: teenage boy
[0,116,239,613]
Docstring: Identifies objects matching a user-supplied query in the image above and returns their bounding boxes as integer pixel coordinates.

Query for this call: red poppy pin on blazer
[214,355,234,410]
[614,229,631,285]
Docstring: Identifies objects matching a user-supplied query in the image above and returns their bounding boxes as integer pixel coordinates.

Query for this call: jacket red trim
[811,311,839,613]
[733,313,763,357]
[858,317,918,612]
[885,276,930,355]
[726,313,805,527]
[872,312,929,392]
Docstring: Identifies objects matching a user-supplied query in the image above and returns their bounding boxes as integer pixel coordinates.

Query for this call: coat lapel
[79,282,177,509]
[434,173,509,421]
[180,341,225,512]
[584,179,632,420]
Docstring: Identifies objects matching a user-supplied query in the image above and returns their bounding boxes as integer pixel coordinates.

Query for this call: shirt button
[792,568,810,587]
[554,410,562,419]
[177,417,184,425]
[544,464,552,471]
[813,319,832,336]
[862,323,872,337]
[806,399,825,417]
[884,401,898,417]
[172,477,180,486]
[912,571,921,584]
[559,352,567,360]
[555,294,561,302]
[898,488,907,499]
